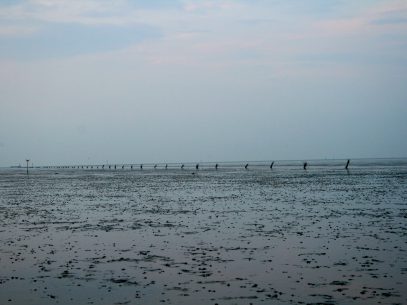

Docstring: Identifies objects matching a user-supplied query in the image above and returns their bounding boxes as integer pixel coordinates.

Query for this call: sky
[0,0,406,166]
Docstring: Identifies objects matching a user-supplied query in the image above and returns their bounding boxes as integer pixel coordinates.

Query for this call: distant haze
[1,0,406,166]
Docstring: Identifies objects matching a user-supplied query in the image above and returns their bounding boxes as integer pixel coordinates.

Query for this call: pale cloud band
[0,0,406,62]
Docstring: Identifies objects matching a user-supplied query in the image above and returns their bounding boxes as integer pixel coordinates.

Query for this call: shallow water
[1,165,406,305]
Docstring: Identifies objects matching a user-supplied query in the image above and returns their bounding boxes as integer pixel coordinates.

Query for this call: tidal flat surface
[0,165,406,305]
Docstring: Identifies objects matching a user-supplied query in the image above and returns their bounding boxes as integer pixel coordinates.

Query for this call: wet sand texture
[0,166,406,305]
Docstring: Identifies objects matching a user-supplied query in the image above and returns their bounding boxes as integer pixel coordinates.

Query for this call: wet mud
[0,166,406,304]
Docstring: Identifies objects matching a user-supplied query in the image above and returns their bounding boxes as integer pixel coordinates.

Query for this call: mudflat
[1,165,406,305]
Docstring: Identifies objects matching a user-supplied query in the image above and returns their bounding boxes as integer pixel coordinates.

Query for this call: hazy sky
[1,0,406,166]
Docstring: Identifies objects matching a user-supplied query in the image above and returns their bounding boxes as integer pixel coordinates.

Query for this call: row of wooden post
[39,160,351,171]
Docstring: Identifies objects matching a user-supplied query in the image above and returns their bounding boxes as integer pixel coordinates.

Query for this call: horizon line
[4,156,407,169]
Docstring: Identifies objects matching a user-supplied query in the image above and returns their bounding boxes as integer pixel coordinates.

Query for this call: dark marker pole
[196,164,199,170]
[245,163,249,170]
[345,159,350,170]
[26,159,30,175]
[303,162,308,170]
[215,163,218,170]
[270,161,274,170]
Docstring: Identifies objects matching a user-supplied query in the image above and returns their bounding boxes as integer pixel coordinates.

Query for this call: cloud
[1,0,406,71]
[0,25,38,36]
[0,0,134,26]
[0,22,160,59]
[370,8,407,25]
[183,1,242,12]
